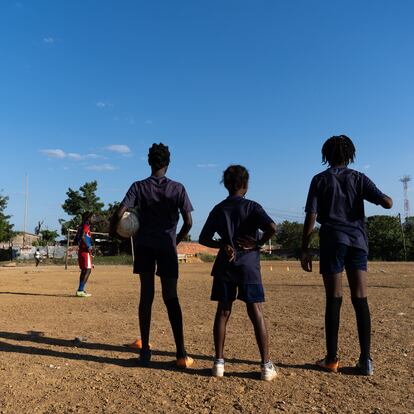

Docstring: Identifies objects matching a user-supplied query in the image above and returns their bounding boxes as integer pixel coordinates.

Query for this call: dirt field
[0,261,412,414]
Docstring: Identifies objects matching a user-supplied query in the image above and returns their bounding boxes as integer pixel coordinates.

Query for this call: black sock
[325,296,342,361]
[351,297,371,360]
[164,297,186,359]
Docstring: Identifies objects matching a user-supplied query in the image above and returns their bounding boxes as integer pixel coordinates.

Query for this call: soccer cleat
[356,358,374,376]
[212,360,225,377]
[261,361,278,381]
[136,348,152,366]
[176,356,194,369]
[127,339,152,350]
[316,357,339,373]
[76,290,92,297]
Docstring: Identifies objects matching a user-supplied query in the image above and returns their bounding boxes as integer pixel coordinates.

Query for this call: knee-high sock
[164,297,186,359]
[351,297,371,360]
[325,296,342,361]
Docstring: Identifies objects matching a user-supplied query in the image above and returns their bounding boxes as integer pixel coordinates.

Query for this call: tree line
[1,183,413,261]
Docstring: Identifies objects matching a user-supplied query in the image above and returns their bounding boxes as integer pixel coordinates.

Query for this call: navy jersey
[121,176,193,248]
[199,196,274,283]
[305,167,385,252]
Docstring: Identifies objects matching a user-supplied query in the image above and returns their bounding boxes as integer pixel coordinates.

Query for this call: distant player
[34,248,41,267]
[111,143,194,368]
[199,165,278,381]
[75,211,95,297]
[301,135,393,376]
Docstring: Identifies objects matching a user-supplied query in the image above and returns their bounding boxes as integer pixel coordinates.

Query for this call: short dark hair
[322,135,356,166]
[222,165,249,192]
[148,143,170,170]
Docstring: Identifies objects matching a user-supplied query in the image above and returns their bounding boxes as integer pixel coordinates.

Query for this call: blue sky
[1,0,413,238]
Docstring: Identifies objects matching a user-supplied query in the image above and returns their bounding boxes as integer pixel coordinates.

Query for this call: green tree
[60,181,104,235]
[39,229,59,246]
[367,215,404,261]
[275,220,319,250]
[0,192,14,242]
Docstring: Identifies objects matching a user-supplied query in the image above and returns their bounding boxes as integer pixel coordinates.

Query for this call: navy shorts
[211,278,265,303]
[134,244,179,279]
[319,243,368,275]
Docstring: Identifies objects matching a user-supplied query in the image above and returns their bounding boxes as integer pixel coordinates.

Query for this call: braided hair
[322,135,356,166]
[222,165,249,193]
[148,143,170,170]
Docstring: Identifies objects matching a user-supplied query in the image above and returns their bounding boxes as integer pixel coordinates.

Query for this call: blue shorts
[319,243,368,275]
[134,244,179,279]
[211,279,265,303]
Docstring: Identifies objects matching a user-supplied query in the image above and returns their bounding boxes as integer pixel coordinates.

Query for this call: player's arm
[176,211,192,245]
[236,222,277,250]
[81,225,93,253]
[363,175,393,210]
[301,212,317,272]
[109,205,128,238]
[199,213,235,261]
[380,195,393,209]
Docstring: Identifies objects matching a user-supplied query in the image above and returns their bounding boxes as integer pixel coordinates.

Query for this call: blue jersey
[121,175,193,249]
[199,196,274,283]
[305,167,385,252]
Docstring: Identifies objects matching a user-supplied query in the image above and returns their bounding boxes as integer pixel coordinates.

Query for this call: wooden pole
[65,229,70,270]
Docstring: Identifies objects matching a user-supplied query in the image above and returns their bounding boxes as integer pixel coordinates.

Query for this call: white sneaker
[261,361,277,381]
[212,360,225,377]
[76,290,92,297]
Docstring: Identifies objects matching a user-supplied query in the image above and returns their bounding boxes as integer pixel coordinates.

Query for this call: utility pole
[398,213,407,261]
[23,174,28,247]
[400,175,411,220]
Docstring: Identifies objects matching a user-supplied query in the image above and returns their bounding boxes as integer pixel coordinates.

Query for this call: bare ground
[0,261,413,414]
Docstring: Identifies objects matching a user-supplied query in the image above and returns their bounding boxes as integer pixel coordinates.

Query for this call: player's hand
[236,235,258,251]
[221,244,235,262]
[300,249,312,272]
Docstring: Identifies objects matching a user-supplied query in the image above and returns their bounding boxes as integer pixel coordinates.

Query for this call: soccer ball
[116,211,140,238]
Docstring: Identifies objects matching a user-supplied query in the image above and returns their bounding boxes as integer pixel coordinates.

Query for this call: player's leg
[160,277,187,359]
[77,252,92,297]
[345,248,372,375]
[138,272,155,363]
[321,272,343,368]
[316,242,345,372]
[213,300,233,361]
[156,247,192,368]
[246,302,269,363]
[242,285,277,381]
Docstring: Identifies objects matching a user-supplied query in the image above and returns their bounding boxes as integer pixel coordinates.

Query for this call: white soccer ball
[116,211,140,238]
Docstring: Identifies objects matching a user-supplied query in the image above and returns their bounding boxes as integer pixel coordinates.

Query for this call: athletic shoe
[76,290,91,297]
[136,348,152,366]
[316,357,339,373]
[176,356,194,369]
[127,339,153,349]
[212,360,225,377]
[261,361,278,381]
[356,358,374,376]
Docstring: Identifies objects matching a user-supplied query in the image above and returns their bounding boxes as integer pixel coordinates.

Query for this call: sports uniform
[200,195,274,303]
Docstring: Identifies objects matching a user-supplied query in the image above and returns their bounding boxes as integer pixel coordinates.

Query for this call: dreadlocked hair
[222,165,249,193]
[322,135,356,166]
[148,143,170,170]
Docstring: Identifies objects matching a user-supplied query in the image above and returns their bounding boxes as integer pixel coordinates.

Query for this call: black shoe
[135,348,152,366]
[355,358,373,376]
